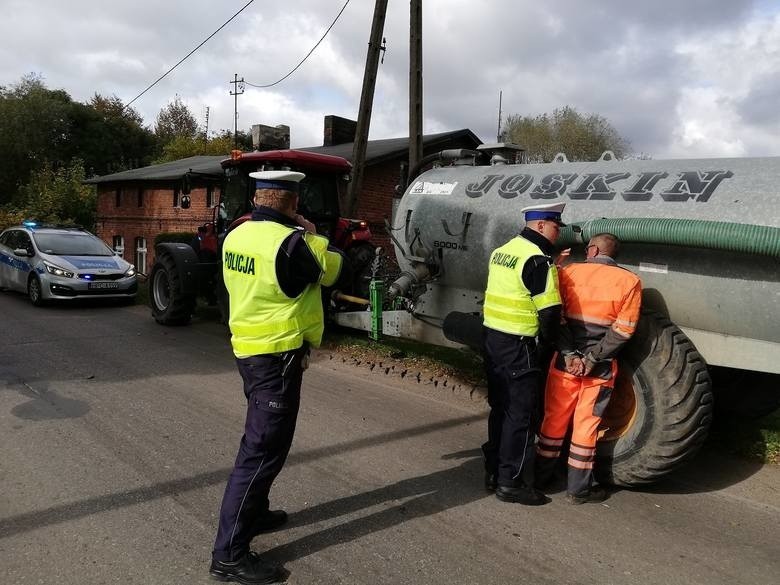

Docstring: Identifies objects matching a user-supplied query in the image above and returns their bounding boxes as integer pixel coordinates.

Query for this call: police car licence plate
[88,282,120,289]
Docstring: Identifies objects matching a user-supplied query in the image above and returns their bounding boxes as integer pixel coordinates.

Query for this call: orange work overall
[537,357,618,496]
[535,260,641,497]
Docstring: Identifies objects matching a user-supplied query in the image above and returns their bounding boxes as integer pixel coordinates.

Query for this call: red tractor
[149,149,375,325]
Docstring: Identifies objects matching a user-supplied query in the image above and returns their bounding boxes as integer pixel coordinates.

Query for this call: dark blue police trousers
[481,327,542,489]
[212,344,308,562]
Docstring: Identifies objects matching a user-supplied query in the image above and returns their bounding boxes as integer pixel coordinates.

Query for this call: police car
[0,222,137,305]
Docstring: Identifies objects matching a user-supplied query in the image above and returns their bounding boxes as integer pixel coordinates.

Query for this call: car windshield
[32,232,114,256]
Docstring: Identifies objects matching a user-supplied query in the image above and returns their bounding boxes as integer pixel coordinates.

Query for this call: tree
[0,75,156,207]
[154,129,254,163]
[12,159,96,229]
[503,106,630,163]
[0,74,75,205]
[154,96,198,144]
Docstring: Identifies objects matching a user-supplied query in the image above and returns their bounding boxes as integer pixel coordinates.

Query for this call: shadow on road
[263,450,488,566]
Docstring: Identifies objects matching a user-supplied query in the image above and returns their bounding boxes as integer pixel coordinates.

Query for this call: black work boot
[252,509,288,535]
[209,551,282,584]
[566,487,608,505]
[484,472,498,492]
[495,485,550,506]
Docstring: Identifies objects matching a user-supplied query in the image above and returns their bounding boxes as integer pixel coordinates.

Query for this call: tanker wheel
[595,310,714,486]
[347,243,375,299]
[149,253,195,325]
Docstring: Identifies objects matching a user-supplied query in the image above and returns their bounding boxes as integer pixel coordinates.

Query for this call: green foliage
[154,231,196,246]
[155,132,235,163]
[0,208,25,231]
[11,159,96,229]
[0,75,156,207]
[155,96,199,144]
[154,129,254,164]
[503,106,631,163]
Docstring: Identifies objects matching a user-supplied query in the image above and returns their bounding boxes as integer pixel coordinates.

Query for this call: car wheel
[28,274,46,306]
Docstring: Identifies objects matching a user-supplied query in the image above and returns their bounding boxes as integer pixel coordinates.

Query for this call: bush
[154,231,196,246]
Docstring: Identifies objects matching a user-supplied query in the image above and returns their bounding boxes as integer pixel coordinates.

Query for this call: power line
[245,0,351,89]
[124,0,256,110]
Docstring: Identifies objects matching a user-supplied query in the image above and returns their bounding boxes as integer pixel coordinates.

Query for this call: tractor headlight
[43,261,75,278]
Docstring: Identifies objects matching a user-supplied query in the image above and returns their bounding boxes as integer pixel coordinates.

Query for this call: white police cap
[249,170,306,192]
[520,202,567,226]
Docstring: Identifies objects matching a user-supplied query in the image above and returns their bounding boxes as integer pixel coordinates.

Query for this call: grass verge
[708,411,780,465]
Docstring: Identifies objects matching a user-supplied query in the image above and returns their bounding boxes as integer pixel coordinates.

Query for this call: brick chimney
[251,124,290,151]
[323,115,357,146]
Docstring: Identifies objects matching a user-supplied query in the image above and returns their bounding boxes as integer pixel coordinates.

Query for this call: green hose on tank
[557,218,780,258]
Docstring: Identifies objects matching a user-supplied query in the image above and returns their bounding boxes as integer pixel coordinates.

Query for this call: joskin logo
[463,170,734,201]
[224,251,256,275]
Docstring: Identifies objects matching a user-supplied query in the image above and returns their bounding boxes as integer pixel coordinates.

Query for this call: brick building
[88,117,481,273]
[87,156,224,274]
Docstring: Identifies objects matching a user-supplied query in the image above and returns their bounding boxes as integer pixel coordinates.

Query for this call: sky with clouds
[2,0,779,160]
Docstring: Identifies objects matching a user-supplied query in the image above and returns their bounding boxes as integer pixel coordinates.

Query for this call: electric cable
[245,0,350,89]
[124,0,256,109]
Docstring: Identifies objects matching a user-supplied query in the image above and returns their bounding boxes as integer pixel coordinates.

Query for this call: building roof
[301,129,482,165]
[85,129,482,185]
[84,155,224,184]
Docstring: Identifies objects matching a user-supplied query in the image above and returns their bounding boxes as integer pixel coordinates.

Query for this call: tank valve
[388,262,432,300]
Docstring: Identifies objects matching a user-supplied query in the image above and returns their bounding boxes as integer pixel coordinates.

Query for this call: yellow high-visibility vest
[483,236,561,337]
[222,220,342,357]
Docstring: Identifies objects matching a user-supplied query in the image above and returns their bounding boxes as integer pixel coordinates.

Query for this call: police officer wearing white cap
[211,170,349,583]
[481,201,566,506]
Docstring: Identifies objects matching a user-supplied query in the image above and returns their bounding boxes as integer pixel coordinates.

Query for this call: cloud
[1,0,778,159]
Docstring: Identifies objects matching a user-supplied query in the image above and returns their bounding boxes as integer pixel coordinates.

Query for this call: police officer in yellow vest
[211,170,347,584]
[482,202,565,506]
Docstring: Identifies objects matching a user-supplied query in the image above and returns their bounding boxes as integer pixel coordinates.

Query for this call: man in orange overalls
[535,233,642,504]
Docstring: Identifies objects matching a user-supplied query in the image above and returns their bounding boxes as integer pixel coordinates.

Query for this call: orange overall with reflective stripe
[537,259,641,496]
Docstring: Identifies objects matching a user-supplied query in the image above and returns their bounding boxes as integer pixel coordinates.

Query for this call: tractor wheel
[27,274,46,307]
[347,243,376,299]
[149,253,195,325]
[596,311,714,486]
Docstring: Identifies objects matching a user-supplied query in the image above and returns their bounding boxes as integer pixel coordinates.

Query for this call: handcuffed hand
[582,354,597,377]
[564,354,585,376]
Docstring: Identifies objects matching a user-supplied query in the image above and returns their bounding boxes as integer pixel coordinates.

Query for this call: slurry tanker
[333,144,780,486]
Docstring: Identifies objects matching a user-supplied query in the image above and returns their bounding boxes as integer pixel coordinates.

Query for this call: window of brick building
[135,237,147,273]
[206,186,215,208]
[173,187,180,208]
[115,189,122,207]
[112,235,124,256]
[137,188,144,207]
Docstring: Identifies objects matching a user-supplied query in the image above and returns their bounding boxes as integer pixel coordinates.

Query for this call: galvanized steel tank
[392,152,780,374]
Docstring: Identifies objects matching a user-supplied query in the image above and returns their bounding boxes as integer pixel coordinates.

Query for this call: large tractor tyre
[596,310,714,487]
[149,253,196,325]
[347,243,376,299]
[27,274,46,307]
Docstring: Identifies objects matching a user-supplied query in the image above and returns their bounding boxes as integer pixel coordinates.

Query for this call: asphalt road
[0,292,778,585]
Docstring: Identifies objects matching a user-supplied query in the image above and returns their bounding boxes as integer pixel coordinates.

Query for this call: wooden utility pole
[346,0,388,218]
[230,74,245,149]
[409,0,423,171]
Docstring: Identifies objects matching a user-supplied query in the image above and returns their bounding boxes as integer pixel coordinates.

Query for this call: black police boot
[209,551,281,584]
[566,487,608,505]
[495,485,550,506]
[252,509,288,535]
[484,472,498,492]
